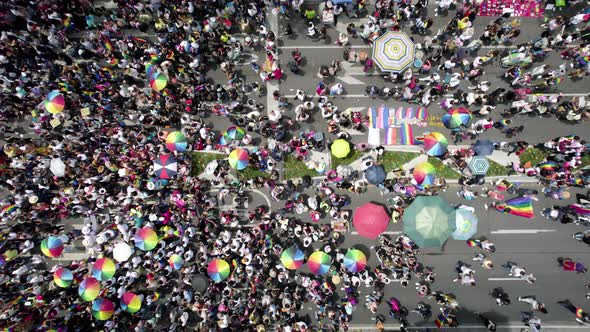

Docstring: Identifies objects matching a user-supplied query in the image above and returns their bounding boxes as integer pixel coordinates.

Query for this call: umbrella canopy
[441,107,472,129]
[50,158,66,177]
[365,165,386,185]
[91,258,116,281]
[165,131,188,152]
[120,292,142,314]
[372,31,415,72]
[423,132,448,156]
[92,298,115,320]
[472,140,495,156]
[41,236,64,258]
[331,139,351,158]
[308,251,331,275]
[451,208,479,240]
[343,249,367,273]
[44,90,65,114]
[403,196,456,248]
[220,126,246,145]
[150,73,168,91]
[353,203,390,239]
[228,148,249,170]
[53,267,73,288]
[413,162,436,186]
[113,242,132,262]
[537,161,557,170]
[78,277,101,301]
[168,254,184,270]
[154,154,177,179]
[207,259,230,282]
[134,227,159,251]
[280,247,305,270]
[468,156,490,175]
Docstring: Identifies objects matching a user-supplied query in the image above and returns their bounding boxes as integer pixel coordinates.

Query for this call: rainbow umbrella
[91,258,116,281]
[220,126,246,145]
[280,247,305,270]
[343,249,367,273]
[413,162,436,186]
[331,139,351,159]
[423,132,448,156]
[168,254,184,270]
[504,196,534,219]
[228,148,249,170]
[308,251,331,276]
[207,259,230,282]
[150,73,168,91]
[53,267,73,288]
[537,161,557,170]
[44,90,65,114]
[120,292,142,314]
[134,227,159,251]
[165,131,188,152]
[41,236,64,258]
[441,107,471,129]
[92,298,115,320]
[78,277,101,301]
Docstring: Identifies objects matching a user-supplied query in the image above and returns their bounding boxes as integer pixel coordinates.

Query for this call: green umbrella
[402,196,456,248]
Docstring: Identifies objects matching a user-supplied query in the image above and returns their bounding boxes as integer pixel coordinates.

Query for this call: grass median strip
[191,152,225,176]
[485,158,509,176]
[379,151,420,172]
[284,155,319,179]
[428,157,461,179]
[331,149,363,169]
[518,147,547,167]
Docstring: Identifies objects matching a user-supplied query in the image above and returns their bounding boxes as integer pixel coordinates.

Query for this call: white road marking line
[488,277,522,281]
[285,92,589,99]
[491,229,557,234]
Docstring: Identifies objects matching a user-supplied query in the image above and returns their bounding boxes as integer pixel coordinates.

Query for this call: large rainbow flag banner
[505,196,534,219]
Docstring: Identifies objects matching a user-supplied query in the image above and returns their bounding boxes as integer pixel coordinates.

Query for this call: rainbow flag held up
[504,196,534,218]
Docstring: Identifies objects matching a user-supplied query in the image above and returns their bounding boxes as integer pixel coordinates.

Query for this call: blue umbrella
[472,140,495,156]
[365,165,386,185]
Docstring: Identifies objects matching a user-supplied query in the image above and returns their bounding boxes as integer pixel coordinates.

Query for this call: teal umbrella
[451,208,478,240]
[403,196,456,248]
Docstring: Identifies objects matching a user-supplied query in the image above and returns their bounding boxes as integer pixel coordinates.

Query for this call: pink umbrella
[352,203,390,239]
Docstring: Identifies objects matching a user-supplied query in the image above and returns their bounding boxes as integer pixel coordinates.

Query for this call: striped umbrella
[308,251,331,275]
[372,31,415,73]
[441,107,472,129]
[413,162,436,186]
[154,154,177,179]
[343,249,367,273]
[228,148,249,170]
[150,73,168,91]
[280,247,305,270]
[41,236,64,258]
[92,298,115,320]
[91,258,116,281]
[219,126,246,145]
[468,156,490,175]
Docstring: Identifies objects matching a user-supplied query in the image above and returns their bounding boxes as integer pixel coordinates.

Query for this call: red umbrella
[353,203,390,239]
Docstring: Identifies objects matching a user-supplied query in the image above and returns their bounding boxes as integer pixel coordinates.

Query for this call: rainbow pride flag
[384,128,397,145]
[505,196,534,218]
[416,108,428,120]
[400,124,414,145]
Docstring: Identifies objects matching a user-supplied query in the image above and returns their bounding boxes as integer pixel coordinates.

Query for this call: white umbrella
[113,242,133,262]
[50,158,66,177]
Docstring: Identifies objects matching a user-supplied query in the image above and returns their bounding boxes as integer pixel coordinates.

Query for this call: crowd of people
[0,0,589,331]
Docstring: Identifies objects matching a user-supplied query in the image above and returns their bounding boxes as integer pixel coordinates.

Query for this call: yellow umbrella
[331,139,351,159]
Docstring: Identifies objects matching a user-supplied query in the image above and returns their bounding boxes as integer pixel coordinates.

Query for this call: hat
[97,166,105,173]
[28,195,38,204]
[147,182,156,190]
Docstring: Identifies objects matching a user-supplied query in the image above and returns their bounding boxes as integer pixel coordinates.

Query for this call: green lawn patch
[191,152,225,176]
[581,153,590,168]
[485,158,509,177]
[379,151,420,172]
[428,156,461,179]
[331,149,363,170]
[237,166,270,181]
[284,155,319,179]
[518,147,547,167]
